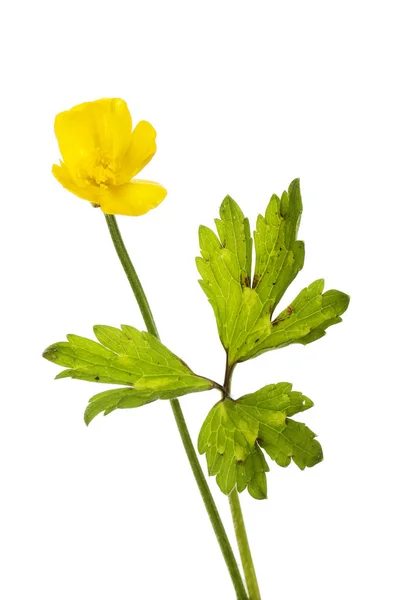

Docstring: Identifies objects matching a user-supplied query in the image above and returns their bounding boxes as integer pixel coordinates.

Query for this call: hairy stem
[104,214,248,600]
[225,358,262,600]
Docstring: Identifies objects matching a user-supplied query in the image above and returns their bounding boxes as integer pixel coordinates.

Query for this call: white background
[1,1,397,599]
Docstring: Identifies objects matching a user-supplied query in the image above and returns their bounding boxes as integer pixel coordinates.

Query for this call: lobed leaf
[198,398,267,499]
[43,325,214,423]
[198,383,322,499]
[245,280,350,359]
[197,179,349,365]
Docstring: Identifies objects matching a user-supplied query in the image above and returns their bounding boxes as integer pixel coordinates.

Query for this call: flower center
[84,150,118,188]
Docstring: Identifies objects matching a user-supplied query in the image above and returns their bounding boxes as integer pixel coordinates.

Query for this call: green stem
[224,358,261,600]
[228,489,261,600]
[104,216,159,339]
[104,214,248,600]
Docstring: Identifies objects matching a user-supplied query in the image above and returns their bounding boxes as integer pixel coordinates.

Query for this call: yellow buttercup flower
[52,98,167,216]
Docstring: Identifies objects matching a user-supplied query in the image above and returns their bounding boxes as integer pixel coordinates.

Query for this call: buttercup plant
[44,98,349,600]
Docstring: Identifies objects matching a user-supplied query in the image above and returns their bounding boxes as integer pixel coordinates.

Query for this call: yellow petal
[120,121,157,182]
[52,163,98,202]
[54,98,132,171]
[99,180,167,216]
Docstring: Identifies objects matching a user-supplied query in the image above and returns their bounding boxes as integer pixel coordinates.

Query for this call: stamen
[83,149,119,188]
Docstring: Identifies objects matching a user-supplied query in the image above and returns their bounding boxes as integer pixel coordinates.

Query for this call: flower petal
[120,121,157,181]
[99,180,167,216]
[54,99,132,170]
[52,163,97,202]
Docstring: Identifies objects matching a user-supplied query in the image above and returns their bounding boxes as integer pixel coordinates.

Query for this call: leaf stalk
[224,356,262,600]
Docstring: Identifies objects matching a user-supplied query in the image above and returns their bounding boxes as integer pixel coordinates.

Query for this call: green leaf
[43,325,214,422]
[84,388,159,425]
[197,197,270,364]
[196,179,349,365]
[198,398,268,499]
[238,384,322,470]
[252,178,304,313]
[244,280,350,359]
[198,383,322,499]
